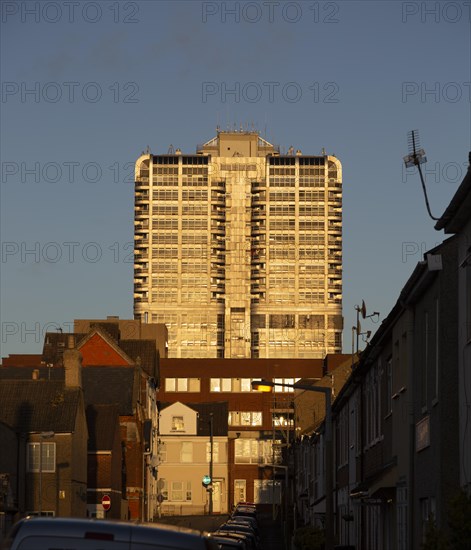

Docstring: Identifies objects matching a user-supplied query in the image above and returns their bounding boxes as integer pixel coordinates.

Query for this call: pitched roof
[86,404,120,451]
[435,156,471,232]
[42,332,85,366]
[82,367,137,416]
[0,380,81,433]
[0,366,140,417]
[88,322,120,341]
[77,328,135,366]
[120,340,159,378]
[159,401,228,436]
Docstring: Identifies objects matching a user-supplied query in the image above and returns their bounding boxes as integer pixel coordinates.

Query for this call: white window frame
[180,442,193,463]
[27,442,56,473]
[171,481,183,501]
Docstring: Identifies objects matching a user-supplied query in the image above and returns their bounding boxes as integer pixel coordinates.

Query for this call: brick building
[1,318,164,522]
[157,357,328,509]
[0,344,88,522]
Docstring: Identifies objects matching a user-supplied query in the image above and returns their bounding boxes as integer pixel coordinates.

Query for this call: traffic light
[202,475,211,489]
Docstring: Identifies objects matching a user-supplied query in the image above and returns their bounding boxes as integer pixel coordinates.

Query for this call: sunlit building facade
[134,131,343,358]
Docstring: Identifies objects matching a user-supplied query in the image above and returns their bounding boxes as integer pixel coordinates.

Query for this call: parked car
[210,534,247,550]
[226,519,259,537]
[3,517,218,550]
[216,524,259,549]
[232,506,257,520]
[230,516,258,532]
[212,531,255,550]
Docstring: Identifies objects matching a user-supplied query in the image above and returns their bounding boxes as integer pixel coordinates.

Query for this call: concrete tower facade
[134,131,342,358]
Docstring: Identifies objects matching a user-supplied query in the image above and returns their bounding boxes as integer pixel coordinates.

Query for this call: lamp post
[209,413,214,515]
[200,414,214,515]
[252,379,334,550]
[38,431,54,516]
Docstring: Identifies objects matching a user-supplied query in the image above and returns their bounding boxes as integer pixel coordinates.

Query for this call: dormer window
[171,416,184,432]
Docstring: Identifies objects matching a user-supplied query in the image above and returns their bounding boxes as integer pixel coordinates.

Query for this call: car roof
[218,525,255,537]
[211,535,246,548]
[9,517,211,548]
[231,516,257,523]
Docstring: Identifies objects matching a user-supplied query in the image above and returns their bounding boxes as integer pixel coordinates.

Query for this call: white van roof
[6,517,217,550]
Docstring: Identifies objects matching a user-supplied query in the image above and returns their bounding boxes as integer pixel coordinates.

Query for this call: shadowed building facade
[134,131,343,358]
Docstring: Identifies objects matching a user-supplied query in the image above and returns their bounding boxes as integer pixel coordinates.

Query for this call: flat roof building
[134,131,343,358]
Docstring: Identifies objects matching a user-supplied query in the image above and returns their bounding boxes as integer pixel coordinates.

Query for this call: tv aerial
[403,130,439,221]
[352,300,380,354]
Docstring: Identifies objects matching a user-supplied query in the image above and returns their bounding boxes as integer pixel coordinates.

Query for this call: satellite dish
[361,300,367,319]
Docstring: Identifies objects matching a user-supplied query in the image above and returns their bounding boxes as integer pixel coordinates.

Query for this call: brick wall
[80,334,130,366]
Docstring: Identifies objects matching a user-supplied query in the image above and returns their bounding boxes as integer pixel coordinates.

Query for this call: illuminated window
[229,412,262,427]
[165,378,200,392]
[210,378,232,392]
[171,416,184,432]
[234,479,246,503]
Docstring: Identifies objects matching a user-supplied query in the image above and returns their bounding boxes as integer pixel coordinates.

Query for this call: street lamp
[251,379,334,550]
[200,414,214,515]
[209,413,213,515]
[38,431,54,516]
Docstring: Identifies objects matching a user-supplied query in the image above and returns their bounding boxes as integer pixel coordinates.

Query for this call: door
[212,481,222,513]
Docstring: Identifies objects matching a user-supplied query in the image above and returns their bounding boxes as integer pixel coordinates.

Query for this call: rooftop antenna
[353,300,379,354]
[403,130,439,221]
[168,144,175,154]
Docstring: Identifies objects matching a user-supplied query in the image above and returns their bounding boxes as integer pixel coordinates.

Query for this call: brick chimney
[63,335,83,388]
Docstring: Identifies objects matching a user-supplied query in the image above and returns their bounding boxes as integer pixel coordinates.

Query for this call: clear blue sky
[1,1,470,358]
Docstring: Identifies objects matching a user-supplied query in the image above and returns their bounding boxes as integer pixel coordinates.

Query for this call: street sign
[102,494,111,511]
